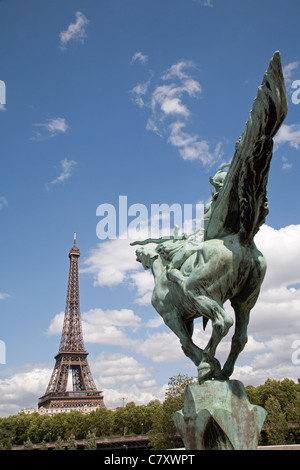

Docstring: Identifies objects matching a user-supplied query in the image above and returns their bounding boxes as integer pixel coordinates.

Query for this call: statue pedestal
[172,380,266,450]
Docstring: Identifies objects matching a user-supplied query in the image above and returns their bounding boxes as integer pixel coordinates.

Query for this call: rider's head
[209,164,230,195]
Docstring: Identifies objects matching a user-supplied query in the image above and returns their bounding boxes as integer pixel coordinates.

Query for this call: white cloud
[193,0,213,6]
[82,238,139,287]
[59,11,89,50]
[231,363,300,387]
[0,366,52,416]
[46,158,77,190]
[82,308,141,346]
[283,61,299,88]
[255,224,300,290]
[32,117,69,140]
[134,331,184,363]
[46,311,64,335]
[0,196,8,210]
[0,103,6,112]
[168,121,223,164]
[91,352,151,387]
[101,381,166,409]
[0,292,10,300]
[129,271,154,305]
[131,51,148,65]
[47,308,141,347]
[130,59,223,166]
[274,123,300,150]
[130,77,152,108]
[43,117,68,134]
[281,156,292,171]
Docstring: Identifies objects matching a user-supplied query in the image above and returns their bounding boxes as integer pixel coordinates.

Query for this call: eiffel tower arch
[38,234,105,411]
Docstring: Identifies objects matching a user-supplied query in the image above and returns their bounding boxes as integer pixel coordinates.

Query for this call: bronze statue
[131,52,288,384]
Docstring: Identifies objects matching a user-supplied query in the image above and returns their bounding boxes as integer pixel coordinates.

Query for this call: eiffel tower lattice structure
[38,234,105,411]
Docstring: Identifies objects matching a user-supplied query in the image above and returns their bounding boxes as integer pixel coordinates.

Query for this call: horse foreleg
[162,312,203,366]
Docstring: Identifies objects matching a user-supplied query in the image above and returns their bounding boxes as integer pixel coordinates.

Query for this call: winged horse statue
[131,52,288,383]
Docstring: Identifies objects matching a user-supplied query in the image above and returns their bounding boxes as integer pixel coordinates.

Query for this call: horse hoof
[197,357,222,383]
[197,362,212,383]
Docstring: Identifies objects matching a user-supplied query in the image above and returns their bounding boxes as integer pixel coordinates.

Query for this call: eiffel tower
[38,234,105,411]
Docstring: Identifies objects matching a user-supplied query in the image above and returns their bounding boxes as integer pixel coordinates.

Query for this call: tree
[23,437,33,450]
[54,435,65,450]
[84,430,97,450]
[87,407,114,437]
[264,396,288,445]
[148,373,196,450]
[40,440,48,450]
[67,434,78,450]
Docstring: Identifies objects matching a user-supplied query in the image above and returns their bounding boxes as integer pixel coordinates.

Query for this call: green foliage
[112,401,155,436]
[246,378,300,445]
[264,396,289,445]
[0,376,299,449]
[40,440,48,450]
[148,373,196,450]
[23,437,33,450]
[84,430,97,450]
[66,433,77,450]
[54,435,65,450]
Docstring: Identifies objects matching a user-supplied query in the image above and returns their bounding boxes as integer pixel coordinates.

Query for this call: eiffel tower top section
[59,232,85,353]
[69,231,80,258]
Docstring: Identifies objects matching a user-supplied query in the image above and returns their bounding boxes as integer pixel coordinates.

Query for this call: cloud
[130,78,152,108]
[129,271,154,305]
[100,381,166,409]
[46,158,77,190]
[91,352,151,387]
[82,308,141,346]
[32,117,69,140]
[274,123,300,150]
[283,61,299,88]
[131,51,148,65]
[59,11,89,50]
[0,196,8,210]
[193,0,213,6]
[47,308,141,347]
[0,366,52,416]
[130,59,223,166]
[168,121,223,164]
[134,331,184,363]
[0,292,10,300]
[82,238,139,287]
[281,156,293,171]
[255,224,300,290]
[0,103,6,112]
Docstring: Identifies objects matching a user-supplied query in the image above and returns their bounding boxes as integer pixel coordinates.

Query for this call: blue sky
[1,0,300,417]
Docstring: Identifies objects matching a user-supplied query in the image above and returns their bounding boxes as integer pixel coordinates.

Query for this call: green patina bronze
[132,51,287,384]
[131,52,288,449]
[172,380,267,450]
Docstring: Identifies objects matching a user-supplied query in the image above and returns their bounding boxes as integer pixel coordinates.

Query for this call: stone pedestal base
[172,380,267,450]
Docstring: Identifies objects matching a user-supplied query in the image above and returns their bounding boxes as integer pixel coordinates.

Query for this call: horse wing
[204,51,288,242]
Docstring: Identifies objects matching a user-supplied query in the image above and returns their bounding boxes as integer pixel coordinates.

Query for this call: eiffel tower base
[172,380,267,450]
[38,391,105,410]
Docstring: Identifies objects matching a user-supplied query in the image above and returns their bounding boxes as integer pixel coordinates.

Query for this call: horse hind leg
[190,294,234,382]
[217,302,251,381]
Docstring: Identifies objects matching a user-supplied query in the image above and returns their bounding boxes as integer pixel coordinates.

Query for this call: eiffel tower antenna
[38,234,105,411]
